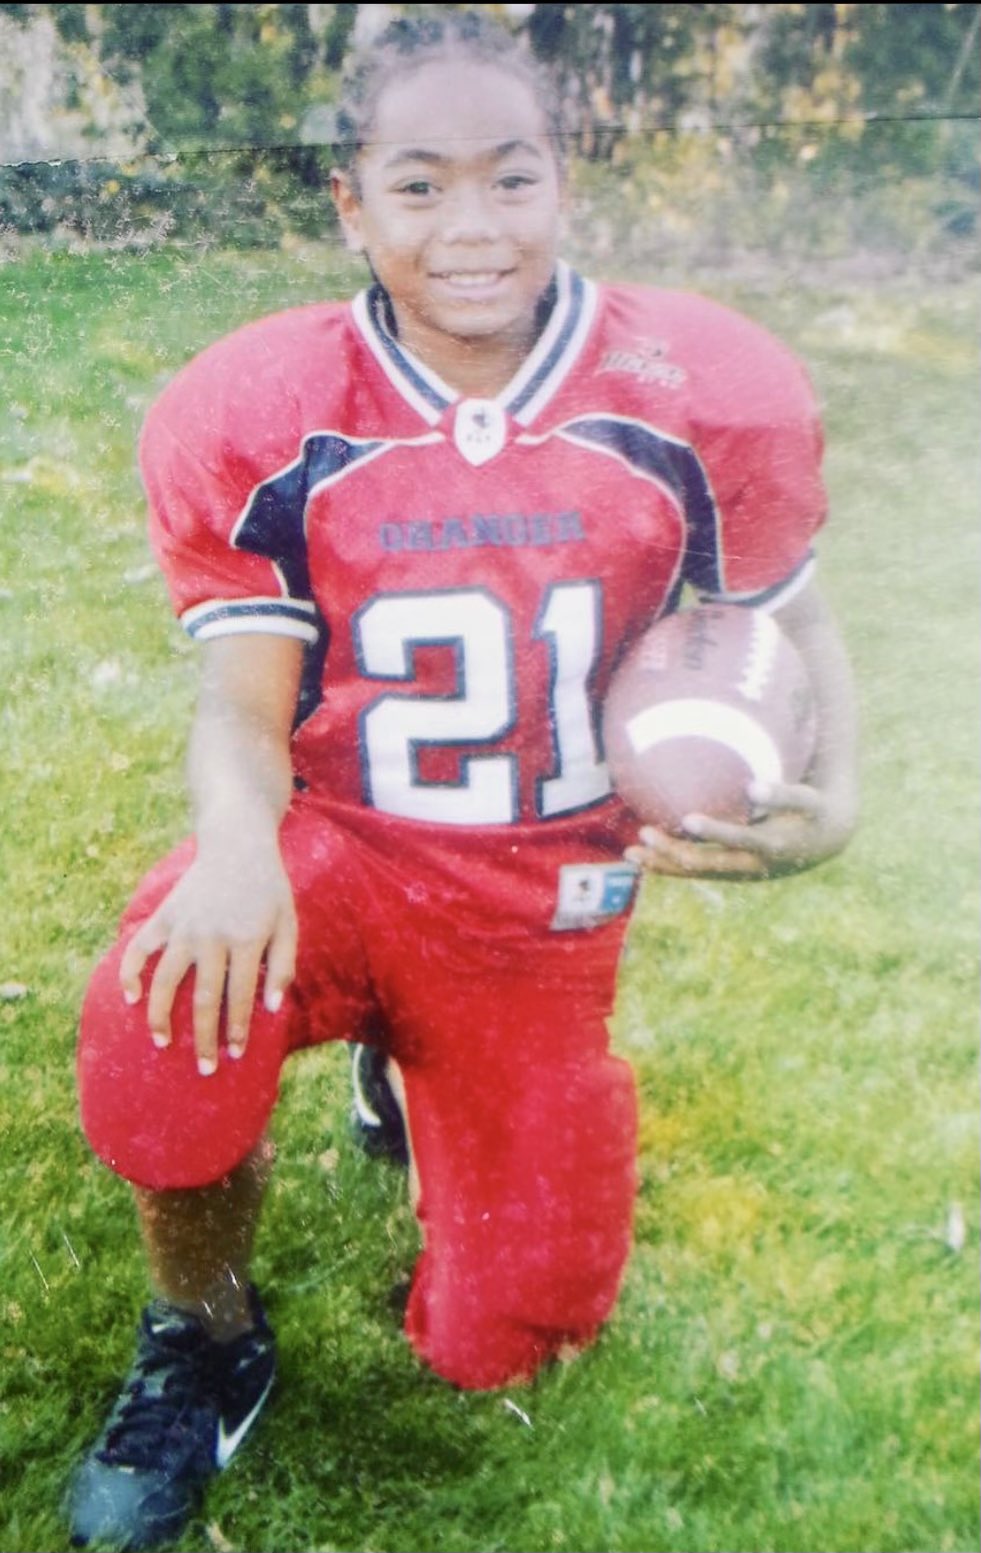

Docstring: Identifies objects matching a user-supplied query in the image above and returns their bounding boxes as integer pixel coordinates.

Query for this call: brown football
[603,604,817,833]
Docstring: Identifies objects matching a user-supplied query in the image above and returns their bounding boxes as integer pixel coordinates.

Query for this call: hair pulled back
[332,9,564,179]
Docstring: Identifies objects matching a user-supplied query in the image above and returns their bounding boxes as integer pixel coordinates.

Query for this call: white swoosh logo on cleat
[215,1373,274,1468]
[352,1053,383,1127]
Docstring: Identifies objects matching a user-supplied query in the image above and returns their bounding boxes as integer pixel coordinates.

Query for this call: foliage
[528,2,980,133]
[0,243,978,1553]
[3,2,979,148]
[0,3,977,262]
[540,2,979,266]
[1,1,357,150]
[563,118,978,281]
[0,146,336,248]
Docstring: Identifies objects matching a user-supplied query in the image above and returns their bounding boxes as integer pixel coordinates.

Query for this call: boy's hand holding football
[620,582,858,883]
[626,775,852,880]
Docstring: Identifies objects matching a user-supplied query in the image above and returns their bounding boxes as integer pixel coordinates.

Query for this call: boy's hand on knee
[118,849,297,1075]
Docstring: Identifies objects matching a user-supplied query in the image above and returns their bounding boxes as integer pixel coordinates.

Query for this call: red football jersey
[140,263,825,931]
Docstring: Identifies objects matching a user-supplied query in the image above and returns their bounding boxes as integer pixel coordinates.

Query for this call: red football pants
[78,799,638,1389]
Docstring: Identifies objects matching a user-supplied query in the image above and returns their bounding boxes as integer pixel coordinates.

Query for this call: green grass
[0,243,977,1553]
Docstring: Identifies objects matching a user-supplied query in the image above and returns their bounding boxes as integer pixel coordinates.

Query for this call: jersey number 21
[354,583,611,825]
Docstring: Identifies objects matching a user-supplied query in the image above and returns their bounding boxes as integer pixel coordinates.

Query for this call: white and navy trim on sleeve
[696,550,816,613]
[180,595,321,643]
[178,429,394,645]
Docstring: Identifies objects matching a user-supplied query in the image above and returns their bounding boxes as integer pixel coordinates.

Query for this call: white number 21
[354,583,610,825]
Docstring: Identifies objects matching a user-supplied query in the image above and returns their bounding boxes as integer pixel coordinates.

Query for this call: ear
[330,170,365,255]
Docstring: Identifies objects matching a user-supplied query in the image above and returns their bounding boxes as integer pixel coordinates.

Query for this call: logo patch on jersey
[454,399,507,465]
[598,339,687,389]
[551,862,639,932]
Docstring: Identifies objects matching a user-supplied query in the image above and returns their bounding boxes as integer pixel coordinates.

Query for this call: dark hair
[332,10,565,180]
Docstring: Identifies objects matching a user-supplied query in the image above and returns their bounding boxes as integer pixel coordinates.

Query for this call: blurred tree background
[0,1,978,273]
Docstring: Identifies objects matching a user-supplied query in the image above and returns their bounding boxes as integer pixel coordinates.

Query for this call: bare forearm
[185,634,302,850]
[120,635,304,1064]
[188,697,295,848]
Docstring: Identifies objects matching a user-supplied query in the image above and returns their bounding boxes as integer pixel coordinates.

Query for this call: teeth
[440,272,501,287]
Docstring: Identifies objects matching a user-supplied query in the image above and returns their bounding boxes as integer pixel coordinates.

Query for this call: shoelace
[98,1320,212,1469]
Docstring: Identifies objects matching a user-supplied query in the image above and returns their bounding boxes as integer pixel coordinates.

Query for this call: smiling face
[332,59,564,396]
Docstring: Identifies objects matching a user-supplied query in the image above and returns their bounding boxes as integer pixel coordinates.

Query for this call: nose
[439,181,501,244]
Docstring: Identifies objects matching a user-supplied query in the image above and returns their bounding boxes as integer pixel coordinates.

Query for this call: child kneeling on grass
[69,11,858,1549]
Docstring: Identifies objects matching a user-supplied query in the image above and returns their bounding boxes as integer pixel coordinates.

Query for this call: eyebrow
[380,138,546,170]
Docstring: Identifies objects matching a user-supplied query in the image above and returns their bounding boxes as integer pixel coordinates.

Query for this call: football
[602,603,817,833]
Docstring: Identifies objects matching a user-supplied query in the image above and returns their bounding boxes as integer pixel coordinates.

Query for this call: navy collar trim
[351,260,597,427]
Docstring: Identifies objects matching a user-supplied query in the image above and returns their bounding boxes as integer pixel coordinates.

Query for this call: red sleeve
[677,294,826,605]
[139,313,321,645]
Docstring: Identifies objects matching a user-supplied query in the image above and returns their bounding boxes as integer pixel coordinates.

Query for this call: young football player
[69,11,858,1548]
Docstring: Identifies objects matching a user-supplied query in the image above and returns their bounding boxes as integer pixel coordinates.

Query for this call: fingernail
[264,987,283,1014]
[151,1031,169,1050]
[682,814,704,836]
[228,1042,245,1060]
[197,1056,217,1077]
[123,988,141,1006]
[748,781,772,804]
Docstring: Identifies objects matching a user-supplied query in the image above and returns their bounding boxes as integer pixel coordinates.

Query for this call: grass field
[0,240,977,1553]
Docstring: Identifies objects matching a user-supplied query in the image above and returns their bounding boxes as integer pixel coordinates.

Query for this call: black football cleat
[350,1042,408,1167]
[68,1288,275,1550]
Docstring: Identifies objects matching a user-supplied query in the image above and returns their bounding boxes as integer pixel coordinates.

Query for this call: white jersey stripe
[351,290,446,425]
[182,595,317,626]
[182,597,320,644]
[509,270,598,426]
[501,260,573,413]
